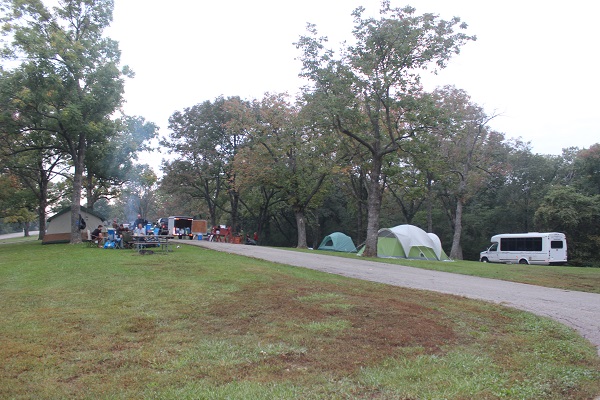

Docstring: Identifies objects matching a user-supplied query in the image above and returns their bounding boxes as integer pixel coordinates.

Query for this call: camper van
[479,232,567,265]
[168,216,194,239]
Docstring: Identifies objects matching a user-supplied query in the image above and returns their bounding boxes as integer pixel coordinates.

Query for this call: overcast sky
[106,0,599,156]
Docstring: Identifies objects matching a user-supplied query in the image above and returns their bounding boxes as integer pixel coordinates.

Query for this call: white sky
[106,0,600,156]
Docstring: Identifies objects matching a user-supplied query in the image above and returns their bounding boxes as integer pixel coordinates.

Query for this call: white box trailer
[480,232,567,265]
[168,216,194,239]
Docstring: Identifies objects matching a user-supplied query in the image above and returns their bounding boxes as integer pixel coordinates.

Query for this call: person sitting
[133,223,146,249]
[133,223,145,236]
[91,225,104,248]
[115,224,125,248]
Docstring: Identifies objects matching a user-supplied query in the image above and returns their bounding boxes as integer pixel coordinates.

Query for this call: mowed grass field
[1,241,599,399]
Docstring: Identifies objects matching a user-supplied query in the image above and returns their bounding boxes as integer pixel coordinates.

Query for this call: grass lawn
[1,241,599,399]
[292,248,600,294]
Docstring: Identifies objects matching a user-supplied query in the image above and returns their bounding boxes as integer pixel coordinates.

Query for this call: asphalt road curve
[178,240,600,356]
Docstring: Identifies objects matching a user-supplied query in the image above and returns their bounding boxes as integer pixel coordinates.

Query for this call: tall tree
[498,140,559,232]
[234,93,332,248]
[296,3,475,256]
[163,96,249,229]
[1,0,131,243]
[431,86,506,259]
[0,103,69,239]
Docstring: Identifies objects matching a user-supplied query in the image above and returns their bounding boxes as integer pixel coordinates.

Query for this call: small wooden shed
[43,206,105,244]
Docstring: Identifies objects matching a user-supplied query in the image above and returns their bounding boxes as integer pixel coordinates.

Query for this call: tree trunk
[229,190,239,233]
[204,181,218,228]
[85,174,94,210]
[70,145,85,244]
[356,205,363,246]
[362,158,384,257]
[37,185,47,241]
[313,216,323,249]
[426,173,433,232]
[449,198,463,259]
[295,209,308,248]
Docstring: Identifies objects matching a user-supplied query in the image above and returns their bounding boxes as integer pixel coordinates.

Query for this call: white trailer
[479,232,567,265]
[168,216,194,239]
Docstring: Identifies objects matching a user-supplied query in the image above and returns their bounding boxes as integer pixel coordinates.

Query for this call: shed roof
[47,206,106,222]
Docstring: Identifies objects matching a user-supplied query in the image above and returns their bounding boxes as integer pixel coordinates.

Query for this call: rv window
[500,237,542,252]
[550,240,563,249]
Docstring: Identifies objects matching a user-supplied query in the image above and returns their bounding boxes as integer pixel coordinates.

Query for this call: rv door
[549,238,567,263]
[485,242,500,263]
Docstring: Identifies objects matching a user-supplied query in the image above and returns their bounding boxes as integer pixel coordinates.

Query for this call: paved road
[0,231,39,242]
[0,231,39,239]
[176,239,600,356]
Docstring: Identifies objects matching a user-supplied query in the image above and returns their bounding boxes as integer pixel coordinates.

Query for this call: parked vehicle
[156,217,168,235]
[480,232,567,265]
[168,216,194,239]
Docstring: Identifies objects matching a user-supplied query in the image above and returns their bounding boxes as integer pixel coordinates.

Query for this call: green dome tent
[318,232,357,253]
[359,224,450,261]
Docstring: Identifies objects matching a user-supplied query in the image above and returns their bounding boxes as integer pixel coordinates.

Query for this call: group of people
[90,218,132,248]
[91,214,261,248]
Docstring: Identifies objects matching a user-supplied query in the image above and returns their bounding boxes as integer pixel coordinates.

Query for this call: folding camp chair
[83,230,95,247]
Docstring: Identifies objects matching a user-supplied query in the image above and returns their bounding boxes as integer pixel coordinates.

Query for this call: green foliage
[162,96,250,228]
[234,93,335,247]
[574,143,600,195]
[0,172,37,226]
[296,3,475,256]
[535,186,600,265]
[0,0,129,243]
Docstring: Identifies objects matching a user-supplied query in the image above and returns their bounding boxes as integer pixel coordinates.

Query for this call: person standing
[134,214,146,228]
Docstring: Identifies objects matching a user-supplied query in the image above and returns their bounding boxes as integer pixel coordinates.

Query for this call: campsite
[2,1,600,397]
[318,225,448,261]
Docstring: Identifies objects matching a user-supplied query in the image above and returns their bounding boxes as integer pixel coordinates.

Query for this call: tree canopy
[295,3,475,256]
[0,0,133,242]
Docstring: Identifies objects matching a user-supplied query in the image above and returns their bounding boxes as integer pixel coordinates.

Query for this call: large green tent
[359,224,450,261]
[318,232,357,253]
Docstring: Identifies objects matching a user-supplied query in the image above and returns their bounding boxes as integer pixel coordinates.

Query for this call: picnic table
[132,234,175,254]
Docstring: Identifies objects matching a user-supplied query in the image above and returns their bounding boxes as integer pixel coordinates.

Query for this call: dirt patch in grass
[206,278,460,382]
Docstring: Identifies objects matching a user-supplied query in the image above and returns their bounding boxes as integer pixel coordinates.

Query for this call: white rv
[479,232,567,265]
